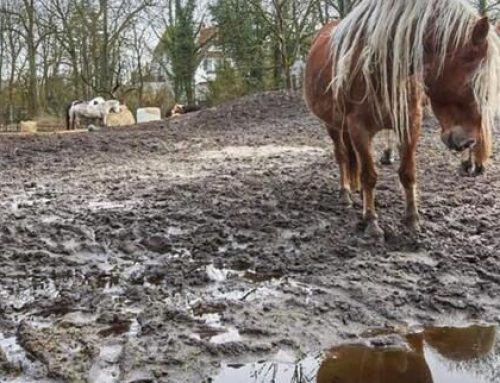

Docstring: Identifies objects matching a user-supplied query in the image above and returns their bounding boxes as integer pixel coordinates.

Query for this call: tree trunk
[478,0,488,16]
[0,16,4,123]
[100,0,109,91]
[25,0,38,117]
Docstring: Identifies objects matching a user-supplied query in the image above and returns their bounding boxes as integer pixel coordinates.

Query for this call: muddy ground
[0,91,499,382]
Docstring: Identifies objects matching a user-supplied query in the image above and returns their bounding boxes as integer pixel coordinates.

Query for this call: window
[203,58,217,74]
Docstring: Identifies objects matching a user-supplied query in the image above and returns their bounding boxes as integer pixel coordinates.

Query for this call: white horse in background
[66,98,121,130]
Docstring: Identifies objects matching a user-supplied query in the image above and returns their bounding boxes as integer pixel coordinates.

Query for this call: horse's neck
[104,101,118,113]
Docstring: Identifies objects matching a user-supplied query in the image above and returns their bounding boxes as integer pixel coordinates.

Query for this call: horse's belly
[304,24,338,125]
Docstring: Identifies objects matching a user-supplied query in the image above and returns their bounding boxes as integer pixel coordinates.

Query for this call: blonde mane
[330,0,500,144]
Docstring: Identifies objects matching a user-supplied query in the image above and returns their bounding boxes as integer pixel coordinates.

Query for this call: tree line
[0,0,498,123]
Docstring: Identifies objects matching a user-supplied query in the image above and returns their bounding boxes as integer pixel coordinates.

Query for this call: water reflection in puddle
[212,325,499,383]
[213,350,320,383]
[192,327,242,344]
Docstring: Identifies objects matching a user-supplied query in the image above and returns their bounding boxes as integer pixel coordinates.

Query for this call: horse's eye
[462,45,487,65]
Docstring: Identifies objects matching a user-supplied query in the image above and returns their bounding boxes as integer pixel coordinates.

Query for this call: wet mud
[0,91,499,382]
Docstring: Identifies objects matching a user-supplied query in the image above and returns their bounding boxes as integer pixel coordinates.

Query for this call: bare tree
[248,0,317,89]
[472,0,500,19]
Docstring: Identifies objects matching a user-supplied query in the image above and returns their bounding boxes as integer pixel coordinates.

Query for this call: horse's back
[304,22,338,125]
[89,97,106,106]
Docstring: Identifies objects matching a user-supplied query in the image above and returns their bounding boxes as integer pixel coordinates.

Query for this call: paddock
[0,91,499,382]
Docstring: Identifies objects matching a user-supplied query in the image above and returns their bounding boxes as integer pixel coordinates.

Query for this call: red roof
[199,26,218,46]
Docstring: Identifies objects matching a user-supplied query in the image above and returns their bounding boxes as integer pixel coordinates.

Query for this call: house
[193,25,229,101]
[142,59,171,93]
[146,25,229,103]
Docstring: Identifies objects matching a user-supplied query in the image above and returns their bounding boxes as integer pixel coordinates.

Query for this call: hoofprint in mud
[0,91,499,382]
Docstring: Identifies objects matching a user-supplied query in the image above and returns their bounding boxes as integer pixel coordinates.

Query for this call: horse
[304,0,500,237]
[66,99,120,130]
[166,103,202,118]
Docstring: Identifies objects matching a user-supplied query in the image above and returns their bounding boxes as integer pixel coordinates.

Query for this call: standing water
[211,325,499,383]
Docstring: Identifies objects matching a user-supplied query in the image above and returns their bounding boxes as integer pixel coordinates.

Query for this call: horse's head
[425,18,490,152]
[110,101,121,113]
[171,104,184,116]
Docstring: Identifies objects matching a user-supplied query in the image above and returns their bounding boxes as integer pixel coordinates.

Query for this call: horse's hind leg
[347,116,383,237]
[399,136,420,231]
[345,129,360,193]
[399,100,422,231]
[380,130,395,165]
[327,124,352,206]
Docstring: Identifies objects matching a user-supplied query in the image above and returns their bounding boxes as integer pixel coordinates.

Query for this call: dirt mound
[169,91,309,129]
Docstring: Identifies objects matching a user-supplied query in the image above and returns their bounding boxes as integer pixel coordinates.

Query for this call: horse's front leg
[460,149,474,175]
[348,116,383,237]
[460,131,490,176]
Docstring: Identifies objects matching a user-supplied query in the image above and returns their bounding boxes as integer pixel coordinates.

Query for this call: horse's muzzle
[441,131,476,152]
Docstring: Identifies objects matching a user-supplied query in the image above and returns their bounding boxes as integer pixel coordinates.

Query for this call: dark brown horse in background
[305,0,499,237]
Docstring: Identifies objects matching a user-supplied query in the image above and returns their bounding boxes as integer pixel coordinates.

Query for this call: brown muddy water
[212,325,498,383]
[1,91,500,382]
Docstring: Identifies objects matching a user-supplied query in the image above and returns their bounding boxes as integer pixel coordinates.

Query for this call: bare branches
[0,0,499,121]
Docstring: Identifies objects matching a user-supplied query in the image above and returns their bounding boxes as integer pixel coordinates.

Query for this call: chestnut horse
[304,0,500,236]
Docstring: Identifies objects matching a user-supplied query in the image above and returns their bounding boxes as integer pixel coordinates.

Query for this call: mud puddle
[212,349,321,383]
[212,325,499,383]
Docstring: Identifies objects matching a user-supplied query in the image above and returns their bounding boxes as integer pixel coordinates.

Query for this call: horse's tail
[65,102,72,130]
[483,123,493,160]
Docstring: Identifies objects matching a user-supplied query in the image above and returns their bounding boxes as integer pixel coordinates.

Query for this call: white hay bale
[19,121,37,133]
[137,107,161,123]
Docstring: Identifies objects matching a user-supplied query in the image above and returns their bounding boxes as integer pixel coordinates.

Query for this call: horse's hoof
[460,161,486,177]
[403,215,420,232]
[460,159,473,176]
[340,189,353,207]
[474,164,485,176]
[364,220,384,238]
[460,160,484,177]
[379,149,394,166]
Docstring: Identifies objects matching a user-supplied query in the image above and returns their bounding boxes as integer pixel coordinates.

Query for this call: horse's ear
[472,17,490,45]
